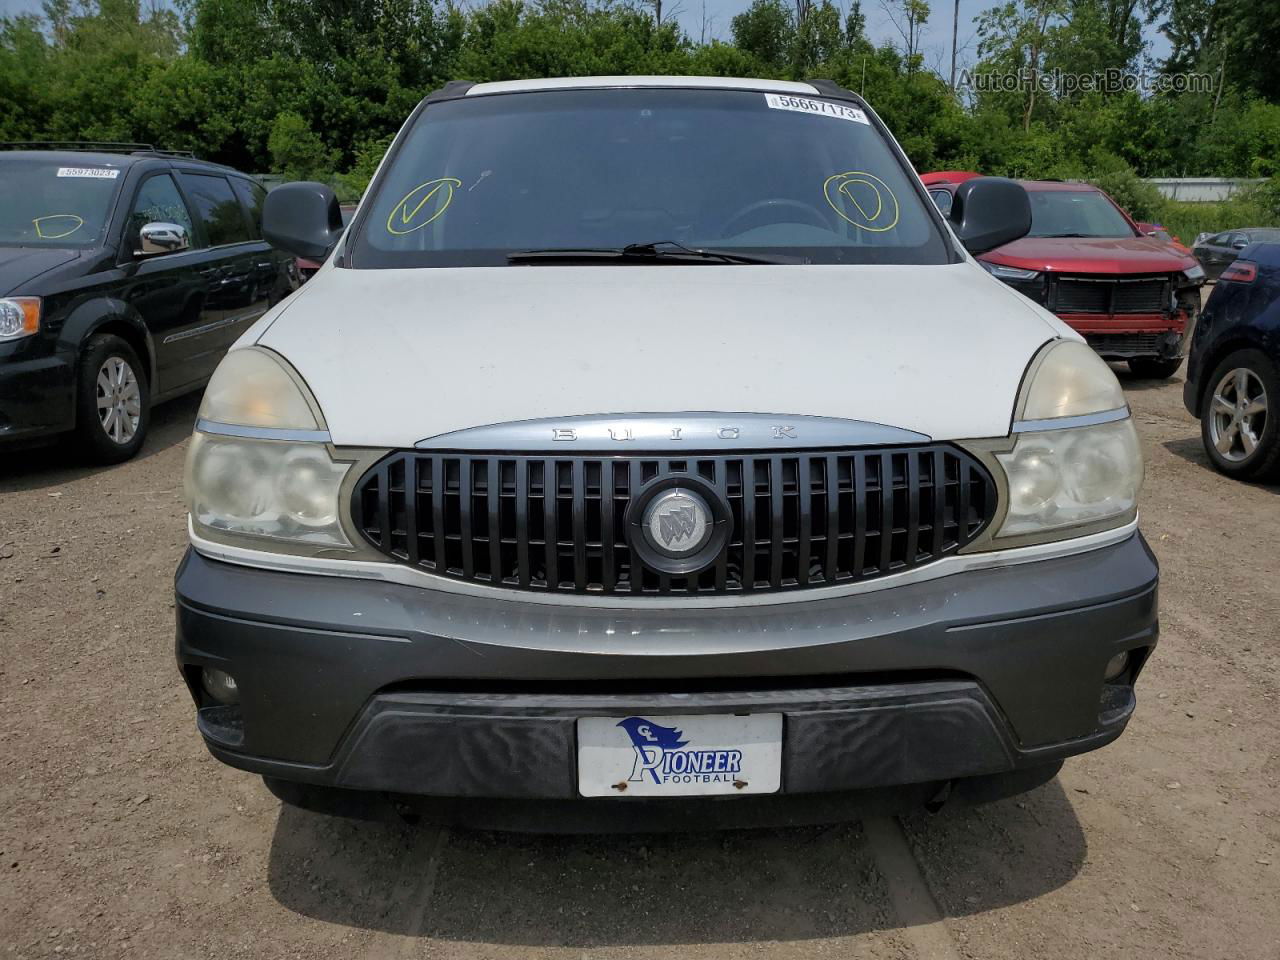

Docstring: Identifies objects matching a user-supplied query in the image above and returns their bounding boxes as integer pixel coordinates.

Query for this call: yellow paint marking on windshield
[823,172,900,233]
[33,214,85,239]
[386,178,462,236]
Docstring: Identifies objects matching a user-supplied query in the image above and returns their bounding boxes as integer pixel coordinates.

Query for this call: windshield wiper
[507,240,790,265]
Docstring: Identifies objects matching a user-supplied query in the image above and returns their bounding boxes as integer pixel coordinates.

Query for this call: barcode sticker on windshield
[57,167,120,179]
[764,94,869,124]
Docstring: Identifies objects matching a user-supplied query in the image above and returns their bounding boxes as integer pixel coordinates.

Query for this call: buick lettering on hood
[174,76,1158,831]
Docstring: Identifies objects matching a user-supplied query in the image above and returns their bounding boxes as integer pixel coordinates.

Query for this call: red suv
[923,174,1205,378]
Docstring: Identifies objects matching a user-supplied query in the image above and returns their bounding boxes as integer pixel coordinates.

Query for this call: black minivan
[0,146,295,462]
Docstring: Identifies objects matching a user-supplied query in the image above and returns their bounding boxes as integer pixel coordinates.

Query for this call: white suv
[175,77,1157,830]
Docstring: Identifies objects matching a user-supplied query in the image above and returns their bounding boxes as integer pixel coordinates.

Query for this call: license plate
[576,713,782,797]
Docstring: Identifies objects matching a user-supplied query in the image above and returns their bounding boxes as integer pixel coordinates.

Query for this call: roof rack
[131,149,198,159]
[0,140,197,159]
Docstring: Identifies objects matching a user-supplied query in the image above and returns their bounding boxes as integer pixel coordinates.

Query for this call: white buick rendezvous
[175,76,1157,831]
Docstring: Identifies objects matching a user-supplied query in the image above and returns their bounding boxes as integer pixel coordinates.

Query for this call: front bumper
[0,351,75,443]
[175,532,1159,802]
[1065,314,1190,360]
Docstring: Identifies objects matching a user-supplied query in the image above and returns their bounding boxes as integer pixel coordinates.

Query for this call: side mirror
[136,222,190,257]
[1232,238,1249,250]
[263,182,344,261]
[949,177,1032,256]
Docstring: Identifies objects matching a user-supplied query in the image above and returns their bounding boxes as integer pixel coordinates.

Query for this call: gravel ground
[1,370,1277,960]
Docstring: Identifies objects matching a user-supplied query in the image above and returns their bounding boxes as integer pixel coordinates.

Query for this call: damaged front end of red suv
[924,176,1205,379]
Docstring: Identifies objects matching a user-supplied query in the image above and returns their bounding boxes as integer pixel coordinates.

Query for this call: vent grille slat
[352,445,998,597]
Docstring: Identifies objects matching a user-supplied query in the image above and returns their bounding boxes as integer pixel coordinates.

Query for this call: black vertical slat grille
[1050,274,1172,315]
[352,446,997,597]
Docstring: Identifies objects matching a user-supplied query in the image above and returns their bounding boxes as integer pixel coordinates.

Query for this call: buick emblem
[642,489,712,557]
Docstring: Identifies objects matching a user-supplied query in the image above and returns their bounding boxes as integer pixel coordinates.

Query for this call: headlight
[186,347,352,551]
[1017,340,1125,421]
[185,433,350,547]
[995,418,1143,538]
[981,262,1041,281]
[1182,263,1205,282]
[968,339,1142,546]
[0,297,40,341]
[198,346,321,430]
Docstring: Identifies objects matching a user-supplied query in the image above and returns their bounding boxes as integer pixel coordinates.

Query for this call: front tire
[73,334,150,464]
[1200,349,1280,482]
[1128,357,1183,379]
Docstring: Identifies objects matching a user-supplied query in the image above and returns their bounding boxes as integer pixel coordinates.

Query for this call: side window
[127,173,197,253]
[1210,232,1231,246]
[180,172,251,247]
[929,189,953,217]
[230,178,266,240]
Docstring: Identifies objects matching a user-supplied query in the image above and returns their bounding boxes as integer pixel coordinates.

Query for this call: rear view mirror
[949,177,1032,256]
[263,182,345,262]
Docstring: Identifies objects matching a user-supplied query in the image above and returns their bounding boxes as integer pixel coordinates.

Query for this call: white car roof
[466,75,821,96]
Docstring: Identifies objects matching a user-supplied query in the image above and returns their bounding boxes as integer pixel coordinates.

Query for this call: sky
[0,0,1172,79]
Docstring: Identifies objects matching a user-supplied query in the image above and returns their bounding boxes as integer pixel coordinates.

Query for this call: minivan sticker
[823,171,901,232]
[764,94,869,124]
[56,167,120,179]
[386,177,461,236]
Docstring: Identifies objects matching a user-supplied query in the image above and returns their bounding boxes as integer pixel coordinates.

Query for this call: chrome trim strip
[189,517,1139,610]
[195,419,332,443]
[161,307,267,345]
[1012,406,1130,434]
[417,413,931,451]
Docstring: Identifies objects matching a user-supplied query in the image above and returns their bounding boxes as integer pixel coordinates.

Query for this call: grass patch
[1156,200,1272,244]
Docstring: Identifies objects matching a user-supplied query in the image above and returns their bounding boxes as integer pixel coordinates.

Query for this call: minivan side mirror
[948,177,1032,256]
[136,222,190,257]
[263,182,345,262]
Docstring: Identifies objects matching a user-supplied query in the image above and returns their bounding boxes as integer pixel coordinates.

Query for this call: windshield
[350,88,950,268]
[1026,189,1136,239]
[0,157,122,248]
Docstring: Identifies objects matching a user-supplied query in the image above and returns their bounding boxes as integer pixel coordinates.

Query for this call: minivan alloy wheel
[1209,367,1268,462]
[96,356,142,445]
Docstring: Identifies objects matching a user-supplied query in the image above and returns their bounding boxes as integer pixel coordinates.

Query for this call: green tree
[267,110,339,181]
[730,0,794,71]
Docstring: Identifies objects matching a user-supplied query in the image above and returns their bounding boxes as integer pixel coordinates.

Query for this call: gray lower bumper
[175,533,1159,799]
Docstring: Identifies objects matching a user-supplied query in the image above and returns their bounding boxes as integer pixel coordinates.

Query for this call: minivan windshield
[0,156,123,248]
[1026,189,1137,239]
[350,88,951,268]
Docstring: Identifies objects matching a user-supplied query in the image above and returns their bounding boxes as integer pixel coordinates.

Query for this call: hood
[0,246,82,295]
[254,262,1059,447]
[984,235,1197,274]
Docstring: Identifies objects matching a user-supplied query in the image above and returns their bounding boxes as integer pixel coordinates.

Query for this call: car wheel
[1127,357,1183,379]
[73,333,151,464]
[1200,349,1280,482]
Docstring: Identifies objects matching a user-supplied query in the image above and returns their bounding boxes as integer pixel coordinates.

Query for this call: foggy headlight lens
[995,418,1143,538]
[185,432,350,547]
[1021,340,1125,421]
[199,347,319,429]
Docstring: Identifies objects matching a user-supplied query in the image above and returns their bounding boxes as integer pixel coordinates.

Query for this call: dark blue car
[1183,243,1280,481]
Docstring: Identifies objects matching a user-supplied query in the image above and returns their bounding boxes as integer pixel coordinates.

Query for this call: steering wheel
[719,198,831,237]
